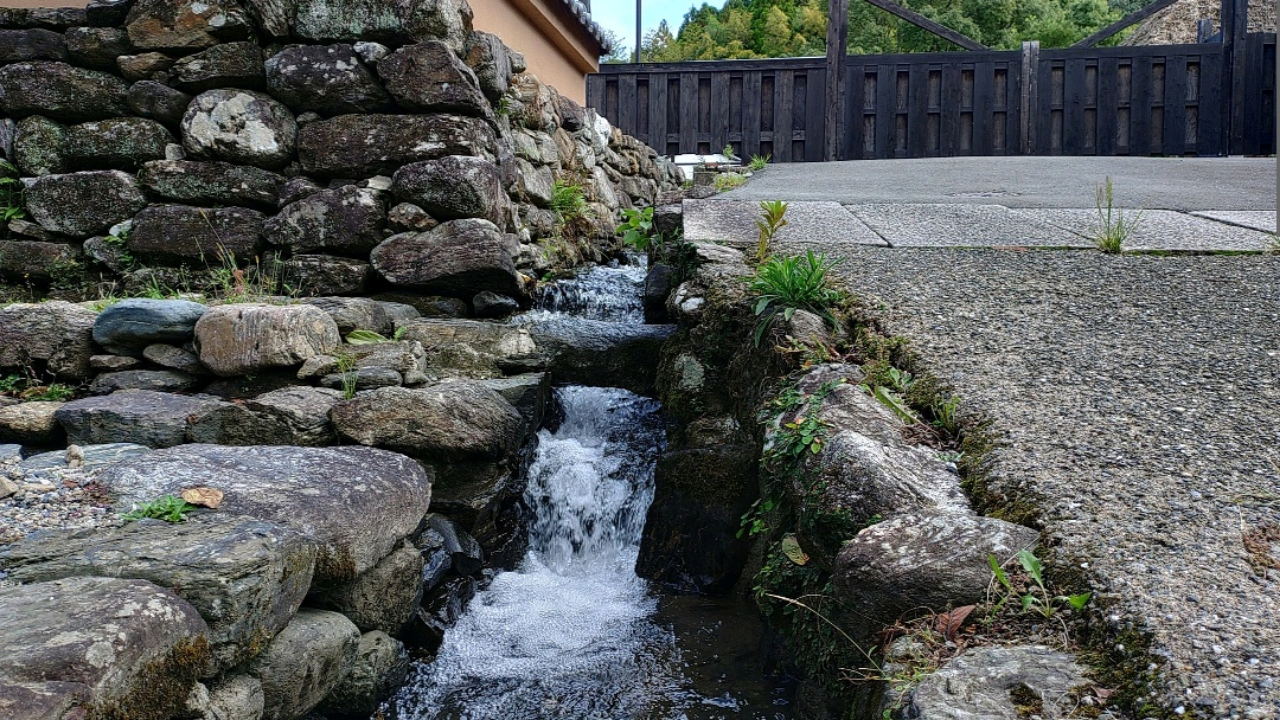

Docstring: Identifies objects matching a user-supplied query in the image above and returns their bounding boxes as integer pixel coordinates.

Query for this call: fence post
[825,0,850,161]
[1221,0,1248,153]
[1020,41,1040,154]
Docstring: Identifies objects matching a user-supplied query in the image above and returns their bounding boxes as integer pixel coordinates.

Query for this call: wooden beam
[862,0,988,51]
[825,0,850,160]
[1072,0,1182,47]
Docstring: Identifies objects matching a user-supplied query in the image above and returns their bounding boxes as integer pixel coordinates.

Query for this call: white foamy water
[523,256,648,324]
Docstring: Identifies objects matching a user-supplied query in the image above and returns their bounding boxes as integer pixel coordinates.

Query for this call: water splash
[525,256,648,323]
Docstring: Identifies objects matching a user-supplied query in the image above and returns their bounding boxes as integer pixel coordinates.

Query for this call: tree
[599,28,632,64]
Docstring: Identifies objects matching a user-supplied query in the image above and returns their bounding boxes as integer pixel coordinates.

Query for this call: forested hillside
[627,0,1133,62]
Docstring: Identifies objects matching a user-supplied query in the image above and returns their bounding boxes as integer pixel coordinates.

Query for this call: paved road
[693,157,1280,717]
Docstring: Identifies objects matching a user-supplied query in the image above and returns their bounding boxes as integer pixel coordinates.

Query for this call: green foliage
[618,206,667,251]
[0,160,27,222]
[748,154,771,172]
[755,200,789,262]
[550,180,589,224]
[738,496,778,538]
[123,495,199,523]
[334,352,359,399]
[723,143,737,158]
[988,550,1091,619]
[345,329,390,344]
[1093,176,1142,253]
[641,0,1120,62]
[0,372,76,401]
[0,375,21,394]
[747,250,845,346]
[713,172,747,193]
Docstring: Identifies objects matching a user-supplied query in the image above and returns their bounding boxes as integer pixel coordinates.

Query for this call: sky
[591,0,718,57]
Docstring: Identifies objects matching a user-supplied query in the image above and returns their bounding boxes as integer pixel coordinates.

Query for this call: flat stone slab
[848,203,1085,248]
[1016,208,1276,251]
[683,200,887,249]
[1191,210,1277,234]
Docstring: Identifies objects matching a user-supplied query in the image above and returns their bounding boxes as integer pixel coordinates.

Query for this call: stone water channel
[391,259,792,720]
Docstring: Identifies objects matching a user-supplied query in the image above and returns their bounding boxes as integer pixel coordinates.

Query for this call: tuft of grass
[713,172,747,193]
[1093,177,1142,253]
[123,495,200,523]
[749,154,771,172]
[747,250,845,346]
[550,180,589,224]
[755,200,789,264]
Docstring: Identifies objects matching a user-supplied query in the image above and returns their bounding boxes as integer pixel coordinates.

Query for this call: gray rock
[60,117,174,172]
[117,51,175,81]
[378,40,488,115]
[0,28,67,65]
[475,373,549,435]
[0,577,210,717]
[186,386,343,447]
[0,515,318,672]
[0,61,128,122]
[528,318,675,395]
[391,156,506,225]
[643,263,673,323]
[89,369,201,394]
[371,220,525,299]
[387,202,438,233]
[64,26,134,71]
[835,513,1039,641]
[0,301,98,381]
[264,44,393,117]
[309,543,423,635]
[464,31,514,103]
[297,113,497,178]
[86,0,133,28]
[472,291,520,319]
[11,115,66,175]
[0,240,80,282]
[300,340,429,386]
[352,41,389,64]
[280,255,372,296]
[55,390,228,448]
[265,185,387,257]
[93,298,208,350]
[21,442,151,471]
[300,297,402,336]
[420,513,484,576]
[316,631,408,719]
[320,368,403,391]
[22,170,148,237]
[127,79,192,126]
[206,674,266,720]
[513,158,554,207]
[331,382,524,462]
[127,204,266,266]
[277,176,323,206]
[143,344,207,374]
[0,401,64,445]
[903,646,1088,720]
[294,0,473,53]
[0,7,87,30]
[182,89,297,170]
[125,0,252,51]
[0,444,21,465]
[91,354,143,371]
[171,41,265,93]
[139,159,284,210]
[397,318,540,378]
[96,444,433,580]
[247,609,359,720]
[653,204,683,237]
[194,304,341,377]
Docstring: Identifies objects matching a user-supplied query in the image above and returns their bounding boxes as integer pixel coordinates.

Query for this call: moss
[88,635,212,720]
[1008,683,1043,718]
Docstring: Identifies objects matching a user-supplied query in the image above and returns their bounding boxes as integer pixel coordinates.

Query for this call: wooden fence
[587,34,1275,160]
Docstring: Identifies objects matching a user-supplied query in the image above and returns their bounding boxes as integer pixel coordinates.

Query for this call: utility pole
[634,0,642,63]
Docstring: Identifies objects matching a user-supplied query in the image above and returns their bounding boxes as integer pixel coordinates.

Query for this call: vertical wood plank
[1198,49,1224,155]
[586,76,606,114]
[618,74,638,137]
[1063,58,1088,154]
[1131,56,1153,156]
[973,61,994,154]
[775,70,795,161]
[941,62,963,156]
[875,64,896,158]
[806,68,827,161]
[679,72,698,155]
[649,73,668,156]
[711,72,731,155]
[907,63,930,156]
[1163,55,1188,155]
[824,0,850,160]
[1097,57,1119,155]
[743,71,762,158]
[844,61,866,159]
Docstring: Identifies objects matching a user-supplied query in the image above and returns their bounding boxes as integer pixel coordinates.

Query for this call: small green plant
[0,374,22,394]
[549,180,589,224]
[713,173,747,193]
[618,206,666,251]
[122,495,200,523]
[345,329,391,344]
[930,394,962,435]
[988,550,1091,619]
[335,353,358,399]
[1093,176,1142,253]
[723,143,736,159]
[747,250,845,346]
[0,160,26,222]
[737,496,778,538]
[748,154,771,172]
[23,383,75,401]
[755,200,789,263]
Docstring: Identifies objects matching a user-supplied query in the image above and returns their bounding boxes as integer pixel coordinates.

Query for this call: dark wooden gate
[586,1,1273,160]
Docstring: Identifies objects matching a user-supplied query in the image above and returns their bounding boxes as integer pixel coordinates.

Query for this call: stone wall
[0,0,681,303]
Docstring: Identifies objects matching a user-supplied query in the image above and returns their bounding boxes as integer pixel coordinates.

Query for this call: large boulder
[11,115,66,176]
[265,185,387,257]
[834,512,1039,641]
[125,0,253,51]
[299,340,430,388]
[299,297,415,336]
[316,631,409,720]
[378,40,488,115]
[22,170,148,237]
[0,301,97,380]
[89,369,201,394]
[528,318,676,395]
[396,318,540,378]
[464,31,515,102]
[0,515,318,672]
[93,298,208,352]
[390,156,506,225]
[0,28,67,65]
[308,543,424,635]
[902,646,1088,720]
[139,160,285,210]
[331,382,524,462]
[171,41,265,93]
[264,43,393,116]
[0,61,128,122]
[186,386,343,446]
[0,401,64,445]
[281,254,372,296]
[60,117,174,171]
[127,204,266,266]
[297,113,496,177]
[246,609,360,720]
[204,675,266,720]
[194,304,341,377]
[182,89,297,170]
[95,444,433,580]
[294,0,473,53]
[64,26,134,72]
[0,240,80,283]
[371,219,525,299]
[55,391,230,448]
[0,577,210,720]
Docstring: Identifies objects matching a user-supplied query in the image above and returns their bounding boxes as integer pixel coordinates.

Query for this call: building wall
[470,0,600,104]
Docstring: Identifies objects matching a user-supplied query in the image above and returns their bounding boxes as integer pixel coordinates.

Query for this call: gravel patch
[0,449,120,554]
[827,247,1280,718]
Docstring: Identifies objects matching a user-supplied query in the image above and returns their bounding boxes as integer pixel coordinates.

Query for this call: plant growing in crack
[747,249,845,346]
[755,200,789,262]
[1093,176,1142,253]
[0,160,26,222]
[123,495,199,523]
[988,549,1091,620]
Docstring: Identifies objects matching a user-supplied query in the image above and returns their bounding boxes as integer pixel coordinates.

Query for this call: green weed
[618,206,666,252]
[122,495,199,523]
[749,154,771,172]
[1093,176,1142,253]
[747,250,845,346]
[714,172,747,193]
[988,550,1091,619]
[550,180,589,224]
[755,200,789,263]
[0,160,25,222]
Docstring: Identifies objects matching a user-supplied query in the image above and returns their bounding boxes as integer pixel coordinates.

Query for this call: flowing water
[391,258,792,720]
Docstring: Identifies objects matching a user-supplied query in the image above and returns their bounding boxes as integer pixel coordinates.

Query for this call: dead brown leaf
[935,604,976,641]
[181,486,224,509]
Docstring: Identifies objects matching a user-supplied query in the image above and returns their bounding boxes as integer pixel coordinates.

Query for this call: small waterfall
[523,255,648,323]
